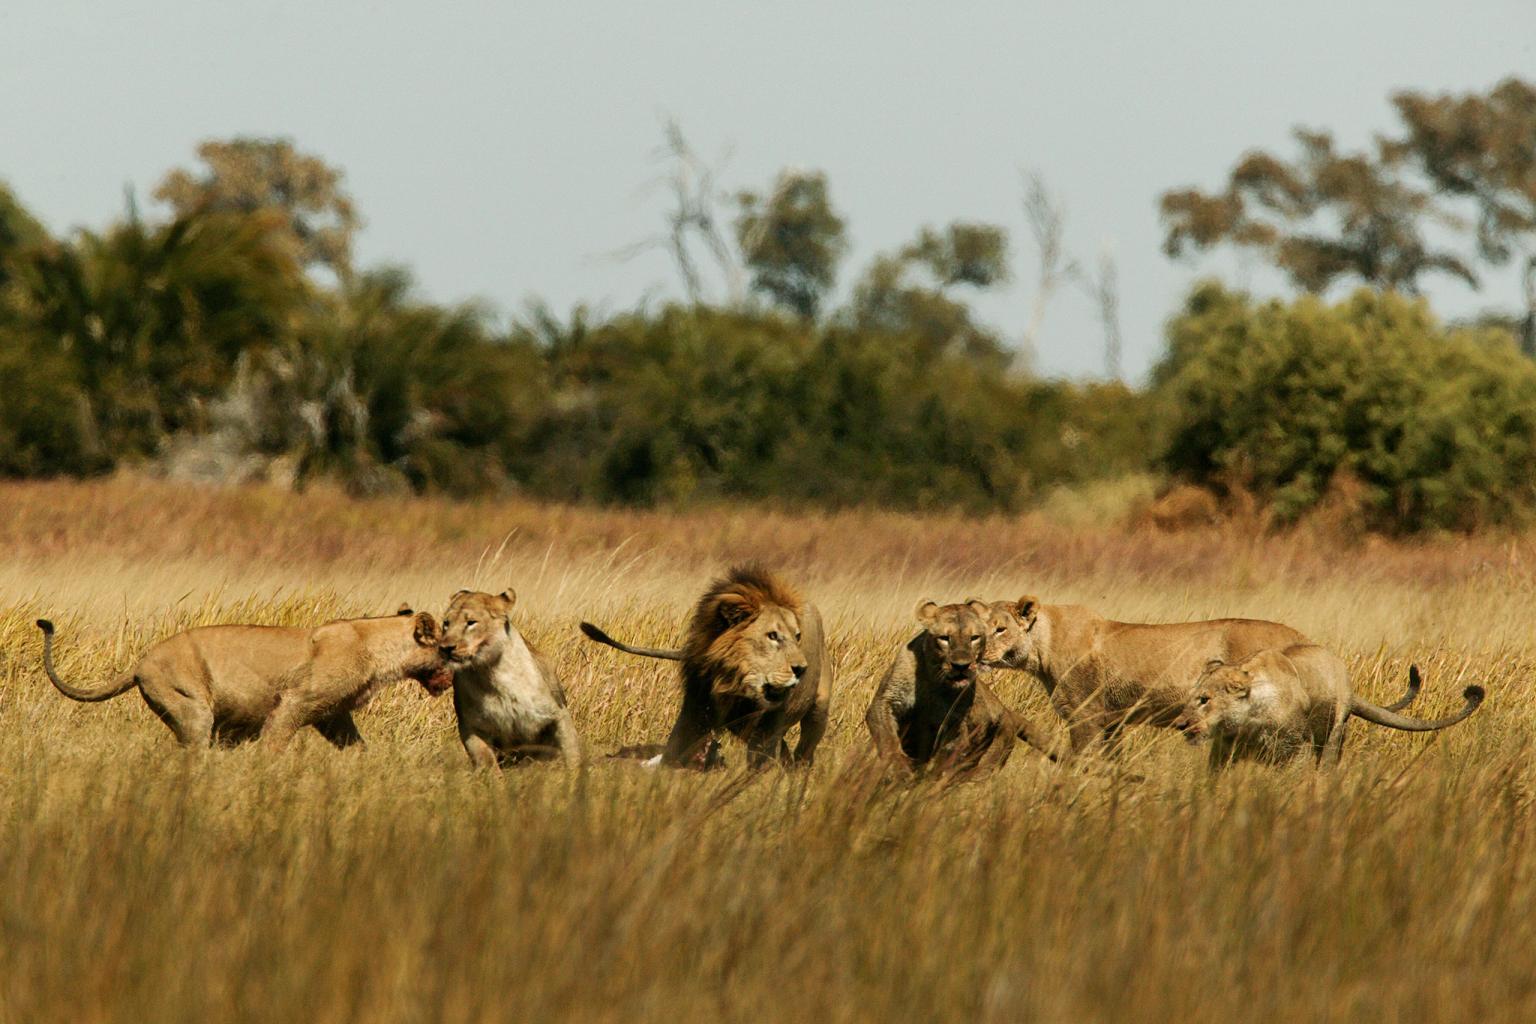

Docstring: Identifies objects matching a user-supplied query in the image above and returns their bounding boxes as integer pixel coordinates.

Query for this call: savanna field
[4,477,1536,1023]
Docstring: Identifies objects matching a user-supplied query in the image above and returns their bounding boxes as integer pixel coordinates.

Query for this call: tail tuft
[36,619,54,635]
[1463,684,1486,707]
[579,622,606,642]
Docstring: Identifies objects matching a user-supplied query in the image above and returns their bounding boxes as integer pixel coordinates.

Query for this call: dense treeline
[0,150,1152,512]
[2,77,1534,531]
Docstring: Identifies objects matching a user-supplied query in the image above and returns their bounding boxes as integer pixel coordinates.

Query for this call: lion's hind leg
[139,674,214,748]
[1316,704,1350,769]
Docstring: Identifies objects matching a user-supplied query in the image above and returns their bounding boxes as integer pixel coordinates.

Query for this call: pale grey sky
[3,0,1533,379]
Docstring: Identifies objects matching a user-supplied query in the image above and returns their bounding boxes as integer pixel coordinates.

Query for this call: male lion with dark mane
[580,564,831,769]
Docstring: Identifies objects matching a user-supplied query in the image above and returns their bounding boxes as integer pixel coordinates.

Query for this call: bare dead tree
[657,120,744,305]
[1020,171,1079,362]
[605,119,745,306]
[1523,254,1536,358]
[1076,247,1123,380]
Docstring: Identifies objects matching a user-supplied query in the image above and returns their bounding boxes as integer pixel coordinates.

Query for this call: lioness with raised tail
[439,587,581,768]
[974,597,1315,759]
[866,600,1057,778]
[36,609,450,749]
[580,564,831,769]
[1173,645,1484,769]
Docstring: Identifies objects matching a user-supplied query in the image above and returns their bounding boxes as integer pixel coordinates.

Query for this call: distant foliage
[1156,283,1536,532]
[0,168,1150,506]
[155,138,360,277]
[507,305,1150,510]
[734,171,847,320]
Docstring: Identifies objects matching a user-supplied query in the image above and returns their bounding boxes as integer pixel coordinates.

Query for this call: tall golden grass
[2,476,1534,1022]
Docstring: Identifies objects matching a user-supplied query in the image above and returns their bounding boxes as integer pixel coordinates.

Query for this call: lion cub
[1173,645,1485,769]
[36,609,450,749]
[440,588,580,768]
[866,600,1054,778]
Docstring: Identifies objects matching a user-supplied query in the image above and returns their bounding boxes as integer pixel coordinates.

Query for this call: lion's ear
[396,603,414,616]
[1015,596,1040,628]
[966,599,991,619]
[499,588,517,611]
[915,600,941,626]
[717,593,755,627]
[1203,658,1225,674]
[452,589,471,600]
[412,613,442,647]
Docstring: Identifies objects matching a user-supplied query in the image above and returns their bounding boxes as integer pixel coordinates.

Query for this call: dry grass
[3,476,1535,1022]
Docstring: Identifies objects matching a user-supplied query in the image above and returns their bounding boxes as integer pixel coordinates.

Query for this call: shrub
[1155,283,1536,532]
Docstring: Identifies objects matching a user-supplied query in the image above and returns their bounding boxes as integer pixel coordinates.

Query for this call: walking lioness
[580,564,832,769]
[36,610,450,748]
[866,600,1057,778]
[440,587,581,767]
[1173,645,1484,769]
[975,596,1313,759]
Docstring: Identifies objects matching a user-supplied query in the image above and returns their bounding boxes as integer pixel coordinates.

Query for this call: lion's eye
[767,631,780,642]
[936,637,949,645]
[1197,696,1209,705]
[465,619,477,627]
[795,632,802,642]
[994,626,1005,634]
[970,635,981,643]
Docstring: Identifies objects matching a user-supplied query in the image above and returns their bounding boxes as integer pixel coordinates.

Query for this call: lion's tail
[578,621,684,662]
[36,619,138,703]
[1380,663,1423,712]
[1349,675,1484,733]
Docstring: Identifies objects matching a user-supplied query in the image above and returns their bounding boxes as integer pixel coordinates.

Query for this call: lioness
[579,564,832,769]
[1173,645,1485,769]
[440,587,580,767]
[975,596,1316,759]
[36,610,450,748]
[866,600,1057,778]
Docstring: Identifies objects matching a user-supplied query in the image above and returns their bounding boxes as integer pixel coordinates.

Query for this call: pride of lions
[33,562,1485,774]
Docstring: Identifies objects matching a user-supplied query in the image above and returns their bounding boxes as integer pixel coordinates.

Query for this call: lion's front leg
[973,722,1015,777]
[790,703,829,767]
[552,712,583,766]
[461,732,502,771]
[663,688,718,769]
[260,693,318,750]
[744,727,790,770]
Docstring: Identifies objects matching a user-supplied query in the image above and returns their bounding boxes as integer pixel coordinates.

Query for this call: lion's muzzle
[761,679,796,704]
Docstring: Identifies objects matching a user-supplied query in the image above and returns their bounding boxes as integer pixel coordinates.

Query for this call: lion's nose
[792,663,806,680]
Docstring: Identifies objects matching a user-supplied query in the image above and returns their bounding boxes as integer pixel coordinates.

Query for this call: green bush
[512,305,1156,511]
[1155,283,1536,532]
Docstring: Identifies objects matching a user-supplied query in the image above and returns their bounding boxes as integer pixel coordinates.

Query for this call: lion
[865,600,1057,778]
[579,564,832,769]
[973,596,1351,760]
[1172,645,1485,769]
[36,608,450,749]
[440,587,580,768]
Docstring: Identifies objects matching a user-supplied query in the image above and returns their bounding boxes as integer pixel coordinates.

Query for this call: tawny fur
[976,596,1311,760]
[440,588,580,768]
[580,564,832,769]
[1173,645,1484,770]
[36,610,449,749]
[867,600,1056,779]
